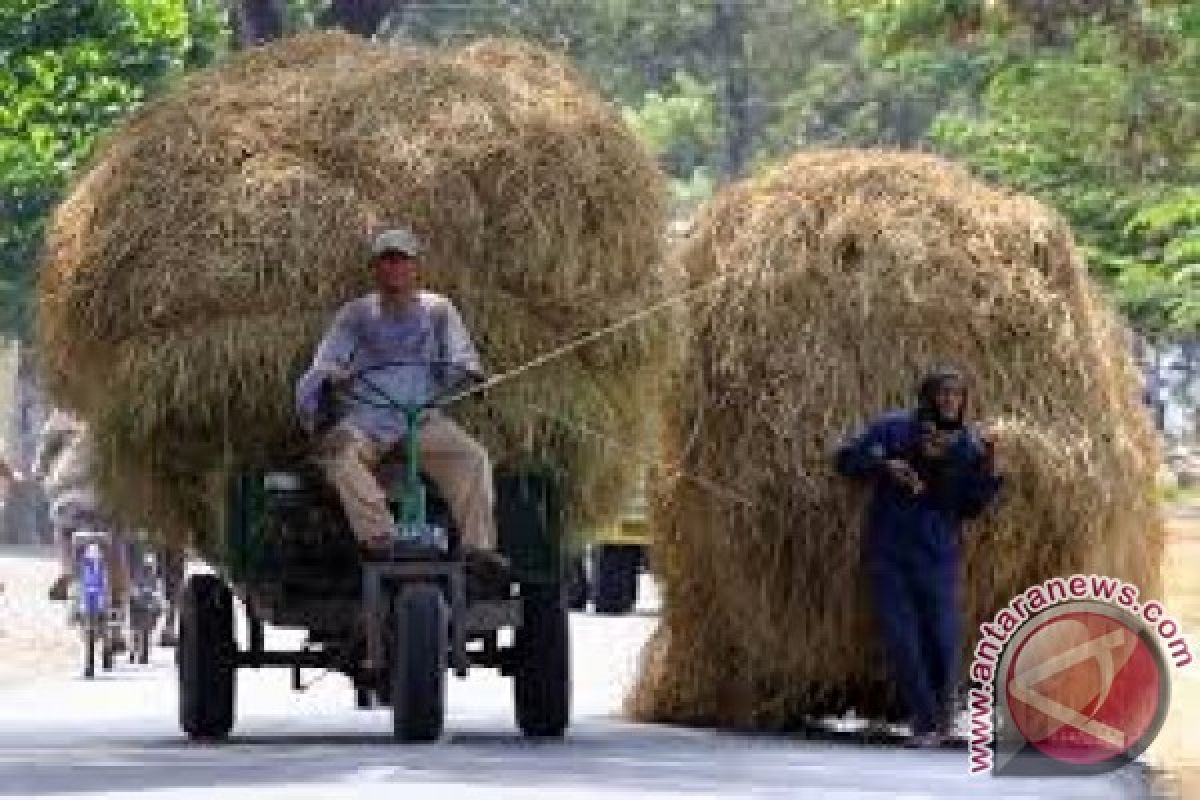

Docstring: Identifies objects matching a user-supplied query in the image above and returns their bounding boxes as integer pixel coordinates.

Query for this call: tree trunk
[714,0,752,179]
[232,0,285,48]
[322,0,404,37]
[1,343,48,545]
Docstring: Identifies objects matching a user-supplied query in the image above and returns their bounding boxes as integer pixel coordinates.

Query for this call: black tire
[178,574,236,740]
[83,625,97,679]
[564,554,587,611]
[513,583,570,738]
[590,545,639,614]
[137,627,152,665]
[390,584,447,742]
[102,637,115,671]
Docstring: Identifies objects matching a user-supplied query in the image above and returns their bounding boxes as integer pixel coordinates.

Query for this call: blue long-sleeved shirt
[835,410,1001,559]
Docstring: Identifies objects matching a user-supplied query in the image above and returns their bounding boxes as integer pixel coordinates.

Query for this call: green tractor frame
[175,362,571,742]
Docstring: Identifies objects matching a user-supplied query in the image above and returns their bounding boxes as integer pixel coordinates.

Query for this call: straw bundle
[36,32,667,558]
[629,150,1164,729]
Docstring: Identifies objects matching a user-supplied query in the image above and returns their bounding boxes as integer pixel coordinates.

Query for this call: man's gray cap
[371,227,424,258]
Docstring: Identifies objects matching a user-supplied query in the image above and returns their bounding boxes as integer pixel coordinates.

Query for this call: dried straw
[36,32,667,557]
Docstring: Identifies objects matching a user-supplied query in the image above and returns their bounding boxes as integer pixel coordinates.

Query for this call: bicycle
[69,530,120,679]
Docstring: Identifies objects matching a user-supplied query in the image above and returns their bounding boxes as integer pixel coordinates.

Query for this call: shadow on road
[0,717,1150,799]
[0,723,815,797]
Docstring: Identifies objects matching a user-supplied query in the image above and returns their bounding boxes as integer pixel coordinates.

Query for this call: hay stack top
[686,149,1090,312]
[678,150,1139,426]
[39,31,666,404]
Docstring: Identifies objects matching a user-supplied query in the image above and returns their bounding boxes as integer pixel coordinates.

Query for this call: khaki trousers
[315,414,497,551]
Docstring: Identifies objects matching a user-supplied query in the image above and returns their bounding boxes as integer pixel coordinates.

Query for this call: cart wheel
[513,583,570,738]
[390,583,447,742]
[102,637,115,671]
[178,574,236,740]
[590,545,638,614]
[83,624,97,679]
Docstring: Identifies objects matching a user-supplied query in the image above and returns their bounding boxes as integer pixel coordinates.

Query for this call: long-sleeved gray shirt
[295,290,483,446]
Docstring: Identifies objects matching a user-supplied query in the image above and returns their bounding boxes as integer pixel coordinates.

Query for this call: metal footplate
[463,598,521,635]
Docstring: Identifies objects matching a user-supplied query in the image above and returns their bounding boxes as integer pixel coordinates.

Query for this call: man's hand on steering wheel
[325,364,353,386]
[442,363,484,396]
[308,360,484,428]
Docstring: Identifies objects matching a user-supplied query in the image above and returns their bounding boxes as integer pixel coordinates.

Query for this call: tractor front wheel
[390,583,447,742]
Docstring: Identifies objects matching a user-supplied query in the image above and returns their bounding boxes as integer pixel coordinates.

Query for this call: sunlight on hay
[628,149,1165,729]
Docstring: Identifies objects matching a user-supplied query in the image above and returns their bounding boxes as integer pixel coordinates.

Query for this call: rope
[441,268,737,406]
[521,400,759,509]
[444,266,761,508]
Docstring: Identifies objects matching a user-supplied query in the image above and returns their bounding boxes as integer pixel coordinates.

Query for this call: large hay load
[37,33,666,559]
[629,150,1164,728]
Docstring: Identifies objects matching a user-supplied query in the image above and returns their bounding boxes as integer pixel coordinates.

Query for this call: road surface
[0,576,1154,799]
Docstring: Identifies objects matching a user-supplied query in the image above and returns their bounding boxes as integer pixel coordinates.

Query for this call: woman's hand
[884,458,924,494]
[919,427,956,459]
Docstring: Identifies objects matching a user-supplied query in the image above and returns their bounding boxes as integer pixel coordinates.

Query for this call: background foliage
[2,0,1198,338]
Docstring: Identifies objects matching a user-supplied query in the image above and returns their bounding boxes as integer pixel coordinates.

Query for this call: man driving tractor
[295,227,506,576]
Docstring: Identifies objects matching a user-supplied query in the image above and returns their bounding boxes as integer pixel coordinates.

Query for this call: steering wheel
[327,359,481,414]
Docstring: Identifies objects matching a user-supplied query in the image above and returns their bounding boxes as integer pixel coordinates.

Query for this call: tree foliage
[3,0,1199,338]
[824,1,1200,335]
[0,0,224,337]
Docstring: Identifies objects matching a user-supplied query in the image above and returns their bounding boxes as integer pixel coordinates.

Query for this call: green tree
[929,3,1200,335]
[621,72,719,210]
[380,1,956,202]
[14,0,1197,337]
[828,1,1200,336]
[0,0,226,338]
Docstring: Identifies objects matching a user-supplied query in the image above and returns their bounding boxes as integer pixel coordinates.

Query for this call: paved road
[0,576,1152,799]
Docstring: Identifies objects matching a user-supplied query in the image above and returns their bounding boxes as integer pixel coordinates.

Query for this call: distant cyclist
[34,409,130,648]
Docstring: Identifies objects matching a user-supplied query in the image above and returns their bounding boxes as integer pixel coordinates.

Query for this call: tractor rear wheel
[178,574,236,740]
